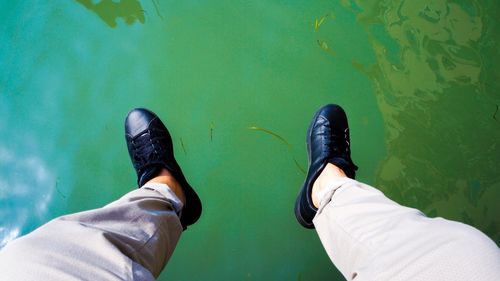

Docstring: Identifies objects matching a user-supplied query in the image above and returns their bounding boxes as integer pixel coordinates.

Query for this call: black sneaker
[294,104,358,229]
[125,108,202,229]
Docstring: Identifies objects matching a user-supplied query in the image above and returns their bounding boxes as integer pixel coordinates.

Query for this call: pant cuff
[316,177,359,214]
[141,182,184,215]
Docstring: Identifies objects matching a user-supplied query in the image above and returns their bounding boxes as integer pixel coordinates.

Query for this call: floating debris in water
[318,40,328,50]
[210,122,215,141]
[293,157,306,175]
[179,137,187,155]
[314,15,328,31]
[55,178,66,199]
[494,104,499,123]
[248,126,290,146]
[151,0,164,20]
[248,126,306,174]
[75,0,145,28]
[317,40,336,56]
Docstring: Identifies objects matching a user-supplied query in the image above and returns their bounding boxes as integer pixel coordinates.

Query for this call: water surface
[0,0,498,280]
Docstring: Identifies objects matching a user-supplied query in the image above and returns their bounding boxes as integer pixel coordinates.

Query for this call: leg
[0,181,182,280]
[295,104,500,281]
[0,108,202,279]
[313,164,500,281]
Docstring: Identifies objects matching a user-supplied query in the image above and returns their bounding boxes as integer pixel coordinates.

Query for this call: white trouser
[0,180,499,280]
[0,183,183,281]
[313,177,500,281]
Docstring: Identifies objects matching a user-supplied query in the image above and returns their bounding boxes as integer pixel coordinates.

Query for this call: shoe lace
[131,129,167,166]
[324,127,350,158]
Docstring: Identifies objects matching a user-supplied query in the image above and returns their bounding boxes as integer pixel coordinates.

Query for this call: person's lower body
[0,107,202,280]
[313,177,500,281]
[0,182,182,280]
[3,104,499,281]
[295,104,500,281]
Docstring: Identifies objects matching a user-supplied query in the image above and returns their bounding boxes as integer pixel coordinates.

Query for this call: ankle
[311,163,346,208]
[145,169,186,204]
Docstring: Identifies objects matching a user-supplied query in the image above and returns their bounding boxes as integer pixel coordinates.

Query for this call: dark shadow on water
[76,0,145,28]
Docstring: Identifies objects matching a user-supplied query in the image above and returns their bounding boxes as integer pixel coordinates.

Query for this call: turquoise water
[0,0,498,280]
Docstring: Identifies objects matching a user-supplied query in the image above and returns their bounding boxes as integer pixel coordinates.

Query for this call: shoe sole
[294,107,324,229]
[170,157,202,228]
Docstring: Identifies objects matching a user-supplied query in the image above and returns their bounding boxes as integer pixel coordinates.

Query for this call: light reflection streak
[0,146,54,249]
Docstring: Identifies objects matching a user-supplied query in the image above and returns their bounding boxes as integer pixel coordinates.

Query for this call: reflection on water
[75,0,145,28]
[343,0,500,242]
[248,126,307,174]
[0,146,55,248]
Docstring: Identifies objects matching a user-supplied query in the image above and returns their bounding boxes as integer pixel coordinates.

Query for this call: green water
[0,0,498,280]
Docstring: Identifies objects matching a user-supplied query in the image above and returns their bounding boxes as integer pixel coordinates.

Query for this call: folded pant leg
[313,178,500,281]
[0,183,183,281]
